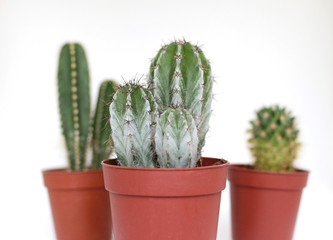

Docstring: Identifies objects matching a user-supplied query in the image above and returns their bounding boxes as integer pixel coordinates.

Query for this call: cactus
[248,105,301,172]
[58,43,90,170]
[148,40,213,152]
[91,80,118,169]
[155,108,199,168]
[109,83,157,168]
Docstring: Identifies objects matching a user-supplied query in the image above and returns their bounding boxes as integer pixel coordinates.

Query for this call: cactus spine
[148,40,213,151]
[155,108,199,168]
[109,84,157,167]
[91,80,118,169]
[58,43,90,170]
[248,105,301,172]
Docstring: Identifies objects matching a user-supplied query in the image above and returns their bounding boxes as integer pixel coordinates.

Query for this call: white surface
[0,0,332,239]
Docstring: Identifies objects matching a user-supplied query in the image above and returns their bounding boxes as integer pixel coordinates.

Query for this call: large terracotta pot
[43,169,112,240]
[102,157,229,240]
[228,164,309,240]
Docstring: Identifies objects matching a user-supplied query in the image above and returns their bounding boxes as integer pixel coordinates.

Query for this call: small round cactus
[248,105,301,172]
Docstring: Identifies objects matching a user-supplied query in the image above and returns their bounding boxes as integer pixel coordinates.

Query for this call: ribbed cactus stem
[149,40,213,152]
[248,105,301,172]
[155,108,199,168]
[91,80,118,169]
[58,43,90,170]
[109,84,157,167]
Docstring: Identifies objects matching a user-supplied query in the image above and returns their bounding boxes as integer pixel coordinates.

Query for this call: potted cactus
[102,40,229,240]
[228,105,309,240]
[42,43,117,240]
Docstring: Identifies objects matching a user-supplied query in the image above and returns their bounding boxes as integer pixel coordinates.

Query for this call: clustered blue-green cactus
[109,40,213,168]
[57,43,117,170]
[248,105,301,172]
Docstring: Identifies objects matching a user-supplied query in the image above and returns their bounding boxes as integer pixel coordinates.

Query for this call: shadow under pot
[43,169,112,240]
[228,164,309,240]
[102,157,229,240]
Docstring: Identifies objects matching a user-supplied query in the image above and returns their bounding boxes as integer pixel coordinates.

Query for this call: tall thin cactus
[109,83,157,167]
[155,108,199,168]
[148,40,213,152]
[91,80,118,169]
[58,43,90,170]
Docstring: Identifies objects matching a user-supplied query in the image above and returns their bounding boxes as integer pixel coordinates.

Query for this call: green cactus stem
[155,108,199,168]
[248,105,301,172]
[109,83,157,167]
[148,40,213,152]
[91,80,118,169]
[58,43,90,170]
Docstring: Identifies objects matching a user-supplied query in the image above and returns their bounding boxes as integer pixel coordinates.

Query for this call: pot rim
[43,168,105,190]
[228,164,309,190]
[229,164,309,176]
[102,157,229,171]
[102,157,230,196]
[42,168,103,175]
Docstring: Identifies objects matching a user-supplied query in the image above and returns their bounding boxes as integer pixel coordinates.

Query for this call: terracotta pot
[102,157,229,240]
[228,164,309,240]
[43,169,112,240]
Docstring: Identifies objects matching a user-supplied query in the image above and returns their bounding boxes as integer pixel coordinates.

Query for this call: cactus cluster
[57,43,117,170]
[110,40,213,168]
[247,105,301,172]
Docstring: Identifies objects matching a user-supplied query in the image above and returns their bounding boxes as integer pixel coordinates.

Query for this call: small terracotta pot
[102,157,229,240]
[43,169,112,240]
[228,164,309,240]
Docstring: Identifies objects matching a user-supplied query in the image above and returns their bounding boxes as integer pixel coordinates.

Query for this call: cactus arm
[91,80,118,169]
[110,85,155,167]
[57,43,90,170]
[155,108,199,168]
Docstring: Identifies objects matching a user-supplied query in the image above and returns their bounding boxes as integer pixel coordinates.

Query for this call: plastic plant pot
[43,169,112,240]
[102,157,229,240]
[228,164,309,240]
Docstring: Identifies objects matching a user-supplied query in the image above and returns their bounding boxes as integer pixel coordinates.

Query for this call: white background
[0,0,332,239]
